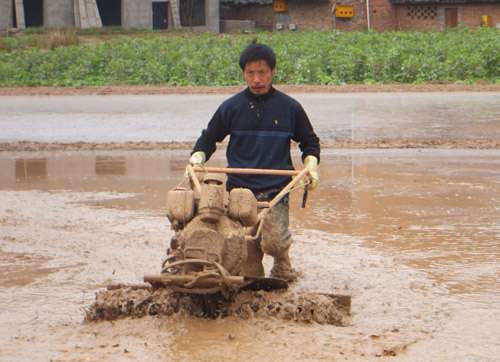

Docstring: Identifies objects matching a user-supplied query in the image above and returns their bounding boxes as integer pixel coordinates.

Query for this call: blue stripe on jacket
[227,130,293,191]
[232,130,293,138]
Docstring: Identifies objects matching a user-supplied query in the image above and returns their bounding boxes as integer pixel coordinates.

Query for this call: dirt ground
[1,150,499,361]
[2,91,498,150]
[1,138,500,152]
[1,83,499,96]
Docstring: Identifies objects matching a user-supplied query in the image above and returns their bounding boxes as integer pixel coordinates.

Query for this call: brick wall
[222,0,332,30]
[460,4,500,28]
[222,0,371,31]
[329,0,397,31]
[334,0,368,31]
[370,0,397,30]
[395,4,440,30]
[395,3,500,30]
[287,0,333,30]
[221,4,274,30]
[222,0,500,32]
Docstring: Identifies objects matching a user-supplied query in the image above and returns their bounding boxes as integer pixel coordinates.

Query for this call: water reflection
[95,156,126,176]
[14,158,47,181]
[170,159,190,171]
[0,153,192,189]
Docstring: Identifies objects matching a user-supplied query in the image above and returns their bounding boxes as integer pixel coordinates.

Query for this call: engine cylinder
[167,188,195,224]
[228,188,258,226]
[198,184,224,223]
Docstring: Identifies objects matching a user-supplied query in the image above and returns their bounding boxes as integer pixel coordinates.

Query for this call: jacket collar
[244,86,276,101]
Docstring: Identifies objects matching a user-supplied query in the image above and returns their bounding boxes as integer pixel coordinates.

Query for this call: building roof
[220,0,273,4]
[391,0,500,4]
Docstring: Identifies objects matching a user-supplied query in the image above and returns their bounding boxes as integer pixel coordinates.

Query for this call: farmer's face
[243,60,275,95]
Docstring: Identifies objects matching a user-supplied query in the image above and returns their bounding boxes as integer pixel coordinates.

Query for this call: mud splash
[85,286,350,325]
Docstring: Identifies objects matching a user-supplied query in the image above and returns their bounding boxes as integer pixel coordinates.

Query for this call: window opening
[406,5,437,20]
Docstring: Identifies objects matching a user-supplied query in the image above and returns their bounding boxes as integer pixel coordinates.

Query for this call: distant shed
[0,0,220,32]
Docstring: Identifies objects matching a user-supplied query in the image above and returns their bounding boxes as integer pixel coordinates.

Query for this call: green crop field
[0,28,498,86]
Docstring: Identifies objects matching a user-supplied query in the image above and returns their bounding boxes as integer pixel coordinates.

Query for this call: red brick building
[221,0,500,31]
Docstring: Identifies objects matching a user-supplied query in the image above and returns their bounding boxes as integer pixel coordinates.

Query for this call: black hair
[239,42,276,70]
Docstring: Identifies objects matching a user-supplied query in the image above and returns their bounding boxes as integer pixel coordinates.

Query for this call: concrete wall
[45,0,75,27]
[121,0,220,31]
[0,0,13,30]
[0,0,220,31]
[123,0,153,28]
[204,0,219,32]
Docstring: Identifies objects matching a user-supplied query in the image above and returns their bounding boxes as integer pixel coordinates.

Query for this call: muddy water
[1,93,499,143]
[0,149,499,361]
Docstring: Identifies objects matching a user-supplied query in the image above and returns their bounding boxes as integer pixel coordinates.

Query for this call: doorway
[445,8,458,29]
[153,1,169,29]
[12,0,17,27]
[180,0,205,26]
[96,0,122,26]
[23,0,43,27]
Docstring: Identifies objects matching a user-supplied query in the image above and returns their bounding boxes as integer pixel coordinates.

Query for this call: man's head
[239,43,276,96]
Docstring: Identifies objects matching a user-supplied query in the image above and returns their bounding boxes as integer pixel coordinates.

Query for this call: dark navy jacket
[193,87,320,192]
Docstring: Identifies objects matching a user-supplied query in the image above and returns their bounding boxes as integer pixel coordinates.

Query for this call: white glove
[304,155,319,190]
[189,151,206,166]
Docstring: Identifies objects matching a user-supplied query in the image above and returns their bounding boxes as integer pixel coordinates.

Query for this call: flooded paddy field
[1,93,499,144]
[0,149,499,361]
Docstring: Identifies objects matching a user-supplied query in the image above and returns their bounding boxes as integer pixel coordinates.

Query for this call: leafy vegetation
[0,28,498,86]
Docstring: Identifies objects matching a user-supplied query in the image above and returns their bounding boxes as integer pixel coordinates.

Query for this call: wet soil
[1,150,499,361]
[2,93,499,146]
[1,138,500,152]
[85,287,350,326]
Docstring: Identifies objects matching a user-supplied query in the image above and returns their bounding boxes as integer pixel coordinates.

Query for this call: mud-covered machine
[88,165,351,324]
[144,165,311,295]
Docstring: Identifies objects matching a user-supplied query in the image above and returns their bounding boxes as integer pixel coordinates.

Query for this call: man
[189,42,320,282]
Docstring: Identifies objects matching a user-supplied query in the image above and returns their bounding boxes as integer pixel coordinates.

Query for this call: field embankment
[0,28,499,87]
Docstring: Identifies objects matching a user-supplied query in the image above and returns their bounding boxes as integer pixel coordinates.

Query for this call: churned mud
[85,287,350,326]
